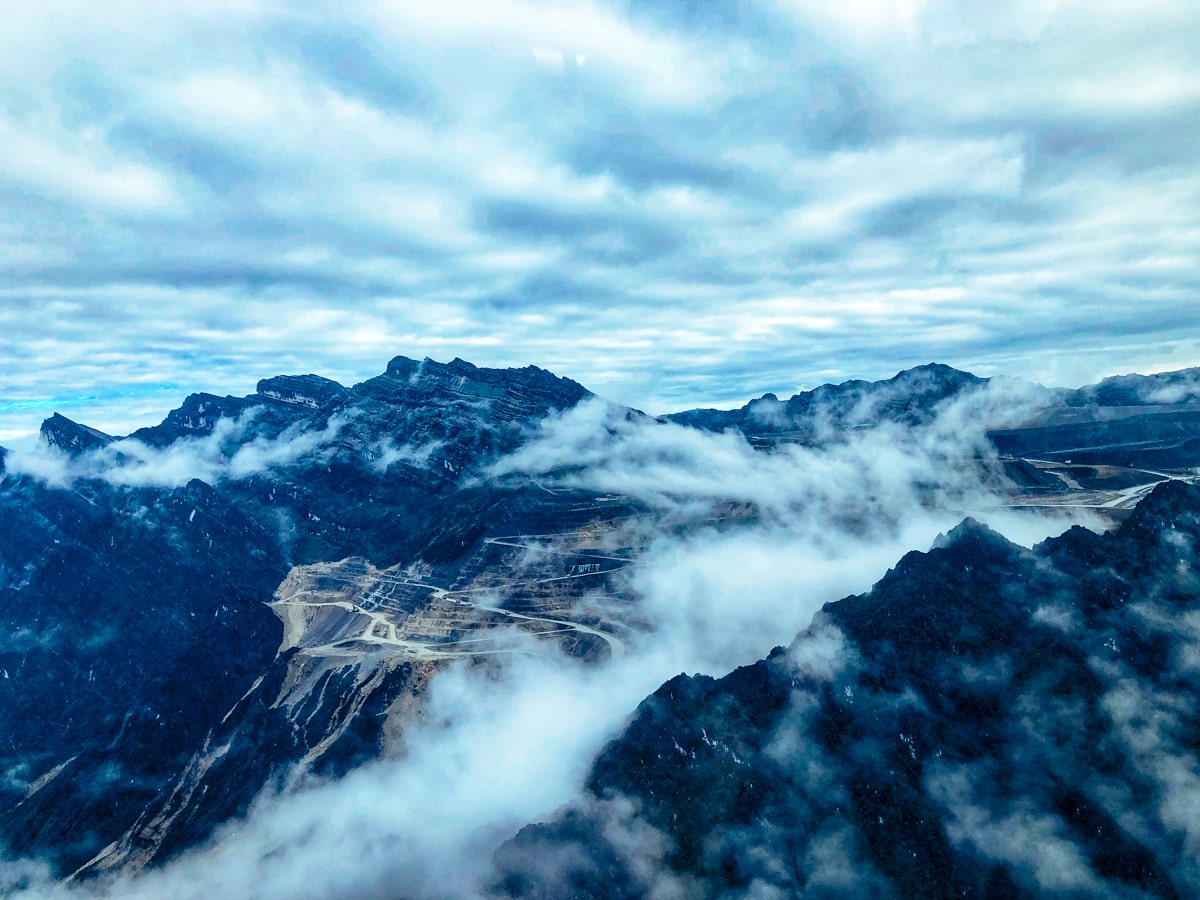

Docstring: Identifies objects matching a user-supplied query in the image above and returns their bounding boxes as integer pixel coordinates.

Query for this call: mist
[6,382,1101,899]
[1,411,350,490]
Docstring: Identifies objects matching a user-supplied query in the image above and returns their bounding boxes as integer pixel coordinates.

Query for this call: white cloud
[3,377,1102,899]
[3,0,1200,440]
[0,115,179,215]
[3,411,345,489]
[928,764,1103,893]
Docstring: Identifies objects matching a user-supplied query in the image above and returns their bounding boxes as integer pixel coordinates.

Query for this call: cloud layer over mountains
[2,379,1101,899]
[3,412,347,489]
[3,0,1200,443]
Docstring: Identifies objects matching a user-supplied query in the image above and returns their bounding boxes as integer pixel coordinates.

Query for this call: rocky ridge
[493,481,1200,898]
[3,355,1200,888]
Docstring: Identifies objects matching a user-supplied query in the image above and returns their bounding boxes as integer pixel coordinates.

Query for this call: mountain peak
[256,374,347,409]
[888,361,984,388]
[930,515,1005,550]
[39,412,116,456]
[363,355,590,418]
[668,362,988,437]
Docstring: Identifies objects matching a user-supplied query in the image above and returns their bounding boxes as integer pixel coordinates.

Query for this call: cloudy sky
[1,0,1198,444]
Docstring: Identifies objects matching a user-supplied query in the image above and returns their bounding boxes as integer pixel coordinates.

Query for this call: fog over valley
[2,355,1199,897]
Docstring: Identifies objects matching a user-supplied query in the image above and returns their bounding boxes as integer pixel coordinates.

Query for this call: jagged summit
[39,412,116,456]
[929,514,1007,550]
[117,355,590,450]
[357,355,591,420]
[256,373,348,409]
[667,362,985,437]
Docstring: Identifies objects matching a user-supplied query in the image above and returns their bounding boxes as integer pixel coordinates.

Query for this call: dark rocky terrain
[666,363,988,440]
[671,363,1200,469]
[494,481,1200,898]
[1,355,1199,893]
[1,355,611,878]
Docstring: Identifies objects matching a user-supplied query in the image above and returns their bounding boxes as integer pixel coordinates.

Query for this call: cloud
[1144,371,1200,404]
[493,376,1050,506]
[366,437,442,473]
[927,764,1103,893]
[2,376,1106,899]
[1100,675,1200,882]
[2,411,346,489]
[3,1,1200,443]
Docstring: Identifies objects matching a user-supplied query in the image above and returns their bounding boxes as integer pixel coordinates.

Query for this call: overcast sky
[1,0,1198,444]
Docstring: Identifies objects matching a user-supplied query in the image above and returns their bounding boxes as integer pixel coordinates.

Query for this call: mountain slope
[668,363,1200,469]
[493,480,1200,898]
[0,355,596,877]
[3,354,1199,888]
[666,363,988,440]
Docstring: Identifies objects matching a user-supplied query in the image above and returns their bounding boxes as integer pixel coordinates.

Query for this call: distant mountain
[493,481,1200,898]
[39,413,116,456]
[667,363,988,438]
[670,363,1200,468]
[1071,367,1200,408]
[988,367,1200,469]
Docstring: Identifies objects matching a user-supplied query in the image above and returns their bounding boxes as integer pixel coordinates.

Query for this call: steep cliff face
[356,355,590,425]
[255,374,349,409]
[494,482,1200,899]
[39,414,116,456]
[0,355,597,878]
[0,476,285,873]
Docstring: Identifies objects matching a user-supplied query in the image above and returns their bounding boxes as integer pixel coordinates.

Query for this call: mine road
[272,528,631,663]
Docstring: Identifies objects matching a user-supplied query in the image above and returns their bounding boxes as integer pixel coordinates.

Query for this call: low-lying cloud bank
[476,457,1200,896]
[5,384,1100,898]
[494,378,1050,522]
[1,412,347,489]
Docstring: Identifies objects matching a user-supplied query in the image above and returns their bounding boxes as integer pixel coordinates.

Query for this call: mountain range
[2,354,1200,898]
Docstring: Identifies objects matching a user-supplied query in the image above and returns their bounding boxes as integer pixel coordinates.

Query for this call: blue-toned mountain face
[2,355,1200,891]
[672,363,1200,469]
[0,356,603,877]
[494,481,1200,899]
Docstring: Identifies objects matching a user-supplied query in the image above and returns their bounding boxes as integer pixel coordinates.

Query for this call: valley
[3,354,1200,895]
[996,457,1199,515]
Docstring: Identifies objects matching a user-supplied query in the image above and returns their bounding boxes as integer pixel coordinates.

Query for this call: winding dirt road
[272,530,630,662]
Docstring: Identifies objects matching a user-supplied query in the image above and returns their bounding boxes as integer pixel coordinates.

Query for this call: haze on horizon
[1,0,1198,444]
